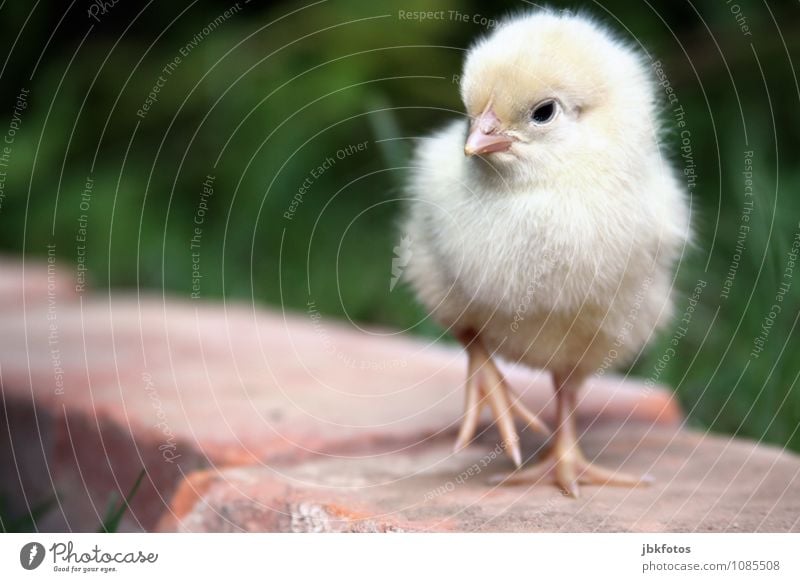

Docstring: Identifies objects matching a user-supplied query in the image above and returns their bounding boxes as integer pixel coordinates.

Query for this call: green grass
[0,469,146,532]
[98,470,146,533]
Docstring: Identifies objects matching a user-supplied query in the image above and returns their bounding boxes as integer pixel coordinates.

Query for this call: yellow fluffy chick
[402,11,690,497]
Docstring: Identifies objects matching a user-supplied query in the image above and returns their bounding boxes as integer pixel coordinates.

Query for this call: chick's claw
[492,448,654,498]
[490,383,653,497]
[453,332,551,468]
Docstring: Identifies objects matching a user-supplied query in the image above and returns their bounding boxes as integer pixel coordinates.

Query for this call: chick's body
[405,120,685,375]
[402,11,690,495]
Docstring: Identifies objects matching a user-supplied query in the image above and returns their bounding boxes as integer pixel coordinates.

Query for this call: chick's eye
[531,100,557,124]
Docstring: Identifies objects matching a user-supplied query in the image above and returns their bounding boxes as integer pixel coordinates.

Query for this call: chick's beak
[464,103,514,156]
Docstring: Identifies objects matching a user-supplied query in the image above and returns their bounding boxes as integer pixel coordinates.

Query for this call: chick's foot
[453,329,551,467]
[491,383,653,497]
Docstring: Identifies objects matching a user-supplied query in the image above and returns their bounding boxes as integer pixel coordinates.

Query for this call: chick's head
[460,12,658,189]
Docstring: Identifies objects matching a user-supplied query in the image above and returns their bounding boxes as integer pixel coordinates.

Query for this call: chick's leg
[494,372,652,497]
[453,329,551,467]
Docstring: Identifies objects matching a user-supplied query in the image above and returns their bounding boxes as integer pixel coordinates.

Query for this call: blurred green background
[0,0,798,450]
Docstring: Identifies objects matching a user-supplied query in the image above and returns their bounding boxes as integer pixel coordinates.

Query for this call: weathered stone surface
[9,258,790,533]
[161,425,800,533]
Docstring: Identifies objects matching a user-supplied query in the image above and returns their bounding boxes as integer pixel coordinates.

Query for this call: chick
[402,11,690,497]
